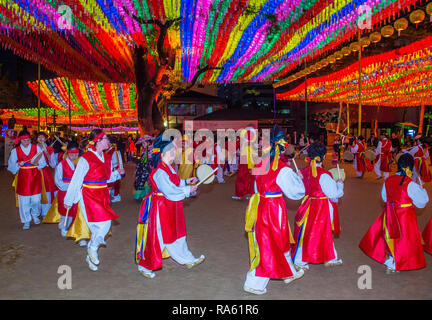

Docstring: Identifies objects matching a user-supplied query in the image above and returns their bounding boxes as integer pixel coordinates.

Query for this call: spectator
[8,115,16,129]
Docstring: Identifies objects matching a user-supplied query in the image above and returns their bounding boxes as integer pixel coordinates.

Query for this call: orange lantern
[394,18,408,35]
[381,25,394,37]
[328,54,337,64]
[335,51,344,60]
[360,37,371,48]
[341,46,351,56]
[369,31,382,43]
[409,9,425,24]
[349,41,361,52]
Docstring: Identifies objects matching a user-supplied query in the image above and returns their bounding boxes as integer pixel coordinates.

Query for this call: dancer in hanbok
[8,130,46,230]
[244,125,306,295]
[359,153,429,273]
[374,131,393,180]
[36,132,58,217]
[64,129,123,271]
[292,142,344,270]
[135,134,205,279]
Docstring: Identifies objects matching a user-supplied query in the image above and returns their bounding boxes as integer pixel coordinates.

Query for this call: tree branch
[123,7,181,66]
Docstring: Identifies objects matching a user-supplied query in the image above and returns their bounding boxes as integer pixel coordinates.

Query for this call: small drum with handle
[196,164,216,184]
[343,150,354,162]
[285,144,296,159]
[365,149,376,162]
[329,167,346,181]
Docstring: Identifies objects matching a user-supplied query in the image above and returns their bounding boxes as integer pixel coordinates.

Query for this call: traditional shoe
[245,196,250,200]
[33,216,41,225]
[324,259,343,267]
[78,240,88,247]
[139,269,156,279]
[22,222,30,230]
[87,247,100,265]
[111,195,121,203]
[61,228,68,238]
[294,263,309,271]
[186,255,205,269]
[376,176,383,180]
[243,285,267,295]
[86,255,98,271]
[385,268,400,275]
[284,269,305,284]
[232,196,241,200]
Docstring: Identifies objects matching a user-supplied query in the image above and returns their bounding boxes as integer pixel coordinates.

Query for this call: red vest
[57,159,78,217]
[137,162,186,270]
[41,147,57,193]
[81,151,118,222]
[293,166,340,263]
[302,166,327,198]
[15,144,42,196]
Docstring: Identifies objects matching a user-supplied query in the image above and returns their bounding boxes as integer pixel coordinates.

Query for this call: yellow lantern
[341,46,351,56]
[349,41,361,52]
[394,18,408,34]
[360,37,371,48]
[369,31,382,43]
[335,51,344,60]
[409,9,425,24]
[309,65,317,73]
[381,25,394,37]
[328,54,337,64]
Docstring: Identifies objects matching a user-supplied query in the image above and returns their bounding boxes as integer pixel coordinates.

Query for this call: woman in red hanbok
[351,136,372,178]
[359,153,429,273]
[406,136,431,184]
[292,142,344,270]
[135,134,205,279]
[233,128,256,200]
[244,126,305,295]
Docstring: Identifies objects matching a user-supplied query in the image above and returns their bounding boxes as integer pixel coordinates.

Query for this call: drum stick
[54,135,67,146]
[292,158,299,173]
[117,150,124,171]
[64,207,70,227]
[196,167,218,187]
[337,163,341,180]
[23,140,57,164]
[418,175,423,188]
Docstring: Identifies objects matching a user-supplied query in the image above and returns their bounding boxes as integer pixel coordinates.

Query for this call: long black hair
[397,153,414,185]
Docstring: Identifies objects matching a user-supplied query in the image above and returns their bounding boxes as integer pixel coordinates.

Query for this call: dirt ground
[1,155,431,300]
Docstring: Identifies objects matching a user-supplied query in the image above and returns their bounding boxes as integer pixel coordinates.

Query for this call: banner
[184,120,258,132]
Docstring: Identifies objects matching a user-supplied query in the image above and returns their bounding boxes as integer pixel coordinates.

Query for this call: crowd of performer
[6,126,432,295]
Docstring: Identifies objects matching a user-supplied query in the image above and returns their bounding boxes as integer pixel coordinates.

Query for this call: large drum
[343,150,354,161]
[365,149,376,162]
